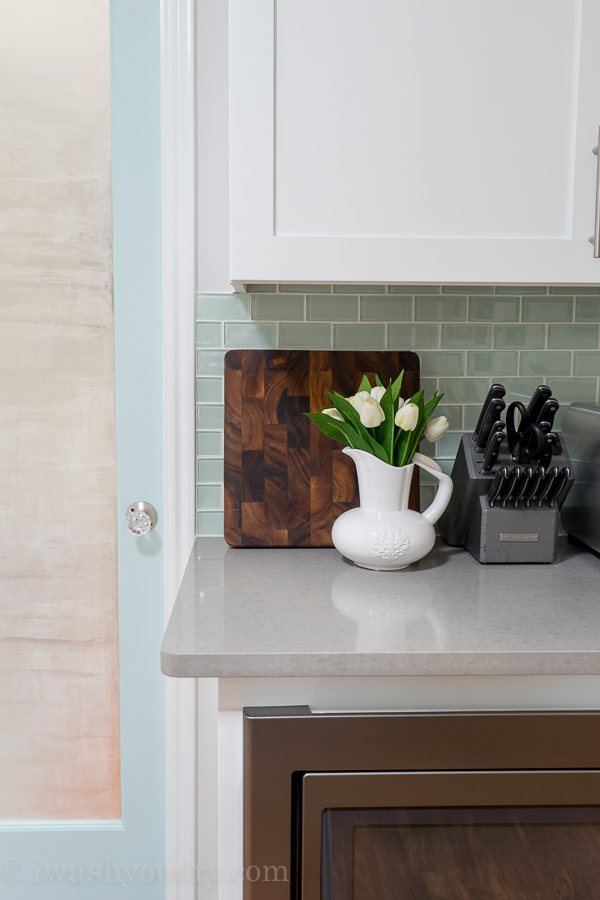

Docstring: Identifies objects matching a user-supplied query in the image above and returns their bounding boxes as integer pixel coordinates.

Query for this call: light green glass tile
[519,351,571,377]
[419,465,437,485]
[197,458,224,482]
[196,377,223,403]
[494,324,545,350]
[280,283,331,293]
[434,458,454,477]
[420,485,436,511]
[196,405,224,429]
[442,285,494,294]
[495,285,547,295]
[361,297,412,322]
[421,377,438,399]
[466,351,518,376]
[389,285,440,294]
[441,324,492,349]
[333,284,385,294]
[502,378,547,404]
[196,484,223,510]
[307,295,358,321]
[197,350,225,376]
[435,405,463,431]
[469,297,519,322]
[464,405,483,431]
[252,294,303,321]
[419,351,465,377]
[437,378,489,403]
[550,285,600,295]
[196,293,250,320]
[196,431,223,456]
[224,321,277,348]
[435,432,463,459]
[548,378,598,403]
[415,296,466,321]
[575,298,600,322]
[522,296,573,322]
[280,323,331,349]
[573,352,600,376]
[388,324,438,349]
[246,283,276,293]
[333,324,385,350]
[548,324,599,350]
[196,321,223,348]
[196,511,224,536]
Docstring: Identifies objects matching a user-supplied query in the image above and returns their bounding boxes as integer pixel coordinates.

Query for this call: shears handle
[506,400,528,454]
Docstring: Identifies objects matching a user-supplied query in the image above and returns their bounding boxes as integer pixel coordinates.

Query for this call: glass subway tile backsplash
[195,285,600,535]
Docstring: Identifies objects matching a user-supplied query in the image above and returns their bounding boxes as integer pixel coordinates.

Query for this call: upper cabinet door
[230,0,600,285]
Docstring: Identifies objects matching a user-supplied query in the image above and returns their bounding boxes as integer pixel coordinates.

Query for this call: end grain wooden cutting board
[224,350,420,547]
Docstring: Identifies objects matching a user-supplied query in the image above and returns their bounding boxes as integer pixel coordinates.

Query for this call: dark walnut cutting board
[224,350,420,547]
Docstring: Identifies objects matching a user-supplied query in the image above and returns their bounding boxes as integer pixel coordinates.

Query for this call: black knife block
[439,434,575,564]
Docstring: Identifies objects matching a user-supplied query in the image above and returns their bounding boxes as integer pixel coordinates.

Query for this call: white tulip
[347,390,370,413]
[322,407,344,421]
[395,402,419,431]
[370,385,386,403]
[424,415,449,442]
[359,396,385,428]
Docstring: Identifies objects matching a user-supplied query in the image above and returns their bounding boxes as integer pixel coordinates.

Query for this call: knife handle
[480,430,505,472]
[477,400,506,450]
[535,466,559,508]
[501,466,522,508]
[538,433,555,469]
[525,384,553,424]
[524,466,545,508]
[548,466,571,508]
[473,384,506,439]
[512,466,533,508]
[488,466,509,508]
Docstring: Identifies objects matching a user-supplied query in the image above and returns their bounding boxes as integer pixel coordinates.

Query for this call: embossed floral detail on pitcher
[372,528,411,560]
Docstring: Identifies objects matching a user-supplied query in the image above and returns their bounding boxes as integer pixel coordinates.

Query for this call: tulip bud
[395,402,419,431]
[359,396,385,428]
[348,391,370,414]
[370,385,386,403]
[322,407,344,421]
[424,415,449,442]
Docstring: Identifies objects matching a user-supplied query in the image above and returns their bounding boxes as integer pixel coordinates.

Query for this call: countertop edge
[160,649,600,679]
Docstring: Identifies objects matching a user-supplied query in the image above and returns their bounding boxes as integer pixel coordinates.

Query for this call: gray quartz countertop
[161,538,600,678]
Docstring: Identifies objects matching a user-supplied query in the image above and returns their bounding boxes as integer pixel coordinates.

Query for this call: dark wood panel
[224,350,420,547]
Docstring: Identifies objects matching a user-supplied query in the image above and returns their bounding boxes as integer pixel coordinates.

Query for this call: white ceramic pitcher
[331,448,453,570]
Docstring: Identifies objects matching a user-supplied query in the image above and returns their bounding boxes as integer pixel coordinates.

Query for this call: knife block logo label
[372,528,411,560]
[500,534,539,542]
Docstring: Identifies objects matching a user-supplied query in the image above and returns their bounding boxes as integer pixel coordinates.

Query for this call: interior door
[0,1,166,897]
[230,0,600,285]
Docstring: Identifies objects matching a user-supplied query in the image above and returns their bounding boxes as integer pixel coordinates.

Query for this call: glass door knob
[125,501,158,536]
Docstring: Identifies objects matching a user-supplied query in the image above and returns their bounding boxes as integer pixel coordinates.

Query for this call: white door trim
[161,0,198,896]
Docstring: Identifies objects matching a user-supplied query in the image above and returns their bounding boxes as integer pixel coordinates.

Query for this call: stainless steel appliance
[243,706,600,900]
[561,402,600,554]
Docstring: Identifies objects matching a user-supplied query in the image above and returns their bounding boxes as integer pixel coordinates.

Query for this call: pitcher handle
[413,453,453,525]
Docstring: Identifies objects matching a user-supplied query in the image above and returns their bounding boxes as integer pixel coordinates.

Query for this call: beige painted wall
[0,0,120,819]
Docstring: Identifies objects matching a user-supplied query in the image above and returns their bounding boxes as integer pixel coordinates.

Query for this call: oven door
[302,770,600,900]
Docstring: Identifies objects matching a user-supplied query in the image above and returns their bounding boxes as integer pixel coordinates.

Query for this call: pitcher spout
[343,447,413,512]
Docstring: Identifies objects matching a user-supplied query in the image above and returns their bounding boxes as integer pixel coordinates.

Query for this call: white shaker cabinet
[229,0,600,286]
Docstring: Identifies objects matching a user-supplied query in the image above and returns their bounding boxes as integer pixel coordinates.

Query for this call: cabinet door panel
[231,0,600,284]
